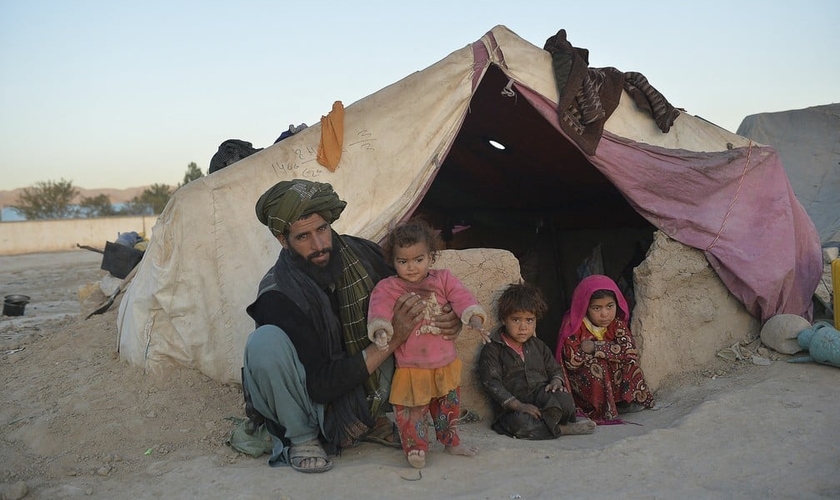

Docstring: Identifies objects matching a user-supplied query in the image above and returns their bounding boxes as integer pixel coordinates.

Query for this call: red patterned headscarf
[555,275,630,359]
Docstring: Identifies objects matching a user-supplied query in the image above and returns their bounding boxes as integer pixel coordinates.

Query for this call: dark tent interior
[412,65,656,349]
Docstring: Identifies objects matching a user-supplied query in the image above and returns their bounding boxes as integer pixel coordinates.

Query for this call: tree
[12,178,79,220]
[121,183,172,215]
[179,162,204,187]
[143,183,173,213]
[120,198,150,216]
[79,194,116,217]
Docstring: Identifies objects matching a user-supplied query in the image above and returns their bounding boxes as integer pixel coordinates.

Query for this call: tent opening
[412,64,656,350]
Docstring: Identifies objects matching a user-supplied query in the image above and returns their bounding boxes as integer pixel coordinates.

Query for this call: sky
[1,0,838,191]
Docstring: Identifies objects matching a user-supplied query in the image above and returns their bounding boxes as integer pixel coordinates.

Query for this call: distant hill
[0,186,150,209]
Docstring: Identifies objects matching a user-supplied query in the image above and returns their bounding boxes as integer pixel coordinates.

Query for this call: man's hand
[436,303,463,341]
[363,293,424,374]
[390,292,426,346]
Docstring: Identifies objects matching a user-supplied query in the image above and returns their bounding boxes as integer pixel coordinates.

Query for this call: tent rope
[706,140,753,252]
[501,78,516,97]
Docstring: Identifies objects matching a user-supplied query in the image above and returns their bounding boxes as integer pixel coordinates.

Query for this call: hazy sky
[1,0,837,190]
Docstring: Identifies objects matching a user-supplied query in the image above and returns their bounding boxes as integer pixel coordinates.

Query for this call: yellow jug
[833,258,839,329]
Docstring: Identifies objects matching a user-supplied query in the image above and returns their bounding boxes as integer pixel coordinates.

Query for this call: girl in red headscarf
[555,275,654,422]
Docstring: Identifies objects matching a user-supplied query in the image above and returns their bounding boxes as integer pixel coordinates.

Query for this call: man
[243,179,462,473]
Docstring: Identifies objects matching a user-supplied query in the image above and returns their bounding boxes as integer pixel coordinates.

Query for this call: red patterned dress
[561,318,654,421]
[555,275,654,422]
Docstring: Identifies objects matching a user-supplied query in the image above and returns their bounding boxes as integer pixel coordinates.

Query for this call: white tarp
[118,31,479,383]
[737,103,840,244]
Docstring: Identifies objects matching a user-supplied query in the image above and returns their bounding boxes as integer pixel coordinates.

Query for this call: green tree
[79,193,116,217]
[122,183,172,215]
[119,198,150,215]
[144,183,173,213]
[12,178,79,220]
[179,162,204,187]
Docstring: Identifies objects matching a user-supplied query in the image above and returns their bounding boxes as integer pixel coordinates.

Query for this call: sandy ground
[1,250,839,500]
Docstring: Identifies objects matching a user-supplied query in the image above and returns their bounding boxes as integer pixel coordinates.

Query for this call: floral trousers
[393,387,461,455]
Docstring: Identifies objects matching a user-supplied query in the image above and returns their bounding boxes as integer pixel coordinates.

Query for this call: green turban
[255,179,347,236]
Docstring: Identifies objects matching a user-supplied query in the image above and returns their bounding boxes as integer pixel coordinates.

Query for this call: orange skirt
[389,358,462,407]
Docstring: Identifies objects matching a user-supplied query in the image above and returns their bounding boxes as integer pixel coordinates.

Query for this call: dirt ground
[1,250,839,500]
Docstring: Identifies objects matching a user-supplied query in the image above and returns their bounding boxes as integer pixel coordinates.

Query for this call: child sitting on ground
[555,274,655,422]
[478,283,596,439]
[367,218,489,469]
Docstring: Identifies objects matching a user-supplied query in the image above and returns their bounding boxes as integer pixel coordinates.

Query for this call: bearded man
[242,179,462,473]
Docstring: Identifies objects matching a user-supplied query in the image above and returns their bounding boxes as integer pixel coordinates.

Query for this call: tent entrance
[413,64,655,349]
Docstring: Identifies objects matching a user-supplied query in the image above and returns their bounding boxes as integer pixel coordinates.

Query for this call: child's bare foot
[557,417,596,435]
[407,449,426,469]
[445,444,478,456]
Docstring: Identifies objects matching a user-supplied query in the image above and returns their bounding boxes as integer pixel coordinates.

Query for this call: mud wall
[450,231,761,419]
[633,232,760,391]
[0,216,157,255]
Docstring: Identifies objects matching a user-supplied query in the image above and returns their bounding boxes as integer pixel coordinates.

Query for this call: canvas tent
[736,103,840,245]
[118,25,821,385]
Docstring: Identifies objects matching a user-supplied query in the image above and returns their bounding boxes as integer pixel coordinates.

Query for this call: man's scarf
[333,236,385,421]
[255,179,347,236]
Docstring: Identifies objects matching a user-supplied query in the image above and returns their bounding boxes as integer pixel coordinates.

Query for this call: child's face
[502,310,537,345]
[393,242,432,283]
[586,296,617,328]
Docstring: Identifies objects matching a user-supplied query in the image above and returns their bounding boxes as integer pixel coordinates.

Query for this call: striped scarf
[333,235,383,418]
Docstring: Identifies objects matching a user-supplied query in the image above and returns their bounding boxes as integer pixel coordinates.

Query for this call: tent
[736,103,840,245]
[118,25,821,385]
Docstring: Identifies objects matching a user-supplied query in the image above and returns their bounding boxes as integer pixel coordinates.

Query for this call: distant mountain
[0,186,150,209]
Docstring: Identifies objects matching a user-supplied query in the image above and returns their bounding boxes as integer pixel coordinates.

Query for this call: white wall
[0,215,158,255]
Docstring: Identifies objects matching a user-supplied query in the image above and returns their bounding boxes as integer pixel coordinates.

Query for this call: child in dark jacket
[478,283,596,439]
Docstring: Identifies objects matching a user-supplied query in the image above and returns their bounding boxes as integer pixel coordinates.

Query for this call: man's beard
[287,245,343,288]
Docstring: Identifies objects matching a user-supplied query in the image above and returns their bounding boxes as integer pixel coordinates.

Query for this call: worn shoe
[289,439,333,473]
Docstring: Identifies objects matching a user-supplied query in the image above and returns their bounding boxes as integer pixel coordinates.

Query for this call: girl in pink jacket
[367,219,488,469]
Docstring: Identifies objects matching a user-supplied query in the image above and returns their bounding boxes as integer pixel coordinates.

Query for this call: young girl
[555,274,654,422]
[367,219,488,469]
[479,283,596,439]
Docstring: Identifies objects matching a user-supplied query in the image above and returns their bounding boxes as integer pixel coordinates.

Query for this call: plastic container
[3,294,30,316]
[100,241,144,279]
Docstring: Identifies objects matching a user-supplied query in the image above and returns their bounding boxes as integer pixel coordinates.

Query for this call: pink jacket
[368,269,486,369]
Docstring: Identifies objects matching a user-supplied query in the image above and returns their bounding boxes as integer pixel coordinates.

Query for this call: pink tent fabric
[519,85,822,322]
